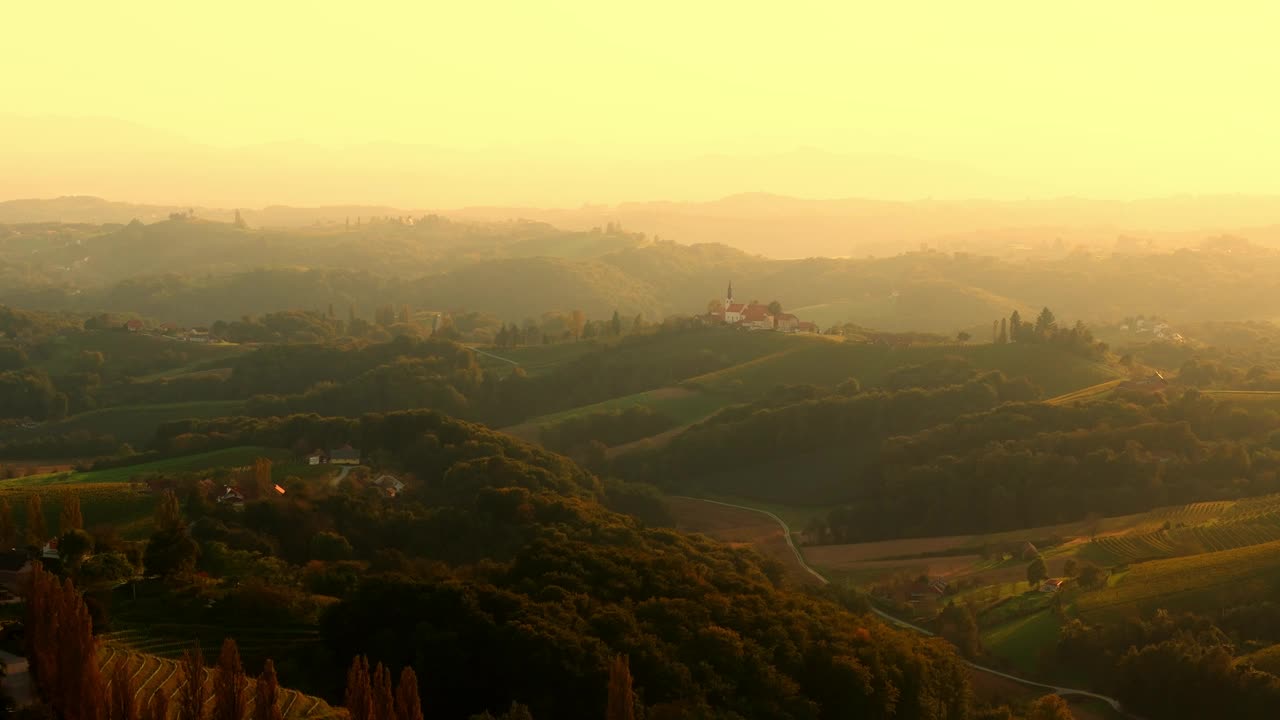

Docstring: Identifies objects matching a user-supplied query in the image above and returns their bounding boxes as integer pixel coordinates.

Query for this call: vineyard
[1086,495,1280,565]
[1044,378,1124,406]
[97,644,340,719]
[100,623,323,668]
[1076,538,1280,619]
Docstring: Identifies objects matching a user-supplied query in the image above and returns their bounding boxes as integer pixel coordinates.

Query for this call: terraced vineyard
[100,623,323,668]
[1076,538,1280,619]
[1045,378,1124,406]
[98,644,340,719]
[1087,494,1280,564]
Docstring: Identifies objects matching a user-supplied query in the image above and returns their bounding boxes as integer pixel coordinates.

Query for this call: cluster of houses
[305,445,362,466]
[123,319,215,343]
[708,282,818,333]
[1117,317,1184,343]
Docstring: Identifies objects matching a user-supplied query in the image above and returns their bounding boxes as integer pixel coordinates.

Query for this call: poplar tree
[372,663,396,720]
[112,656,140,720]
[213,638,248,720]
[155,489,183,532]
[150,689,171,720]
[606,654,635,720]
[25,493,46,546]
[253,660,283,720]
[60,490,84,533]
[0,497,13,547]
[394,667,423,720]
[179,640,207,720]
[345,656,374,720]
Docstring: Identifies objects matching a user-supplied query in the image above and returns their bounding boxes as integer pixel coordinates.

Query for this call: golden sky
[6,1,1280,205]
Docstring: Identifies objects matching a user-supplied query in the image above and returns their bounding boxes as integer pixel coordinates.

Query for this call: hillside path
[674,496,1131,715]
[329,464,352,489]
[0,649,33,708]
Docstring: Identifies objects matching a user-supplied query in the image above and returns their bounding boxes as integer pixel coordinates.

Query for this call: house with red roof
[774,313,799,332]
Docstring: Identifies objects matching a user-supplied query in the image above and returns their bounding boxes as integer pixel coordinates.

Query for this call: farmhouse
[305,449,328,465]
[124,319,143,332]
[330,445,362,465]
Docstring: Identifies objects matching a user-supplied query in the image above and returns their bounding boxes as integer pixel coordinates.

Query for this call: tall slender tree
[112,655,140,720]
[213,638,248,720]
[394,667,423,720]
[372,663,396,720]
[60,490,84,533]
[25,493,46,546]
[149,689,171,720]
[253,660,283,720]
[606,654,635,720]
[1009,310,1023,343]
[155,489,183,532]
[179,640,207,720]
[998,317,1008,344]
[345,656,374,720]
[0,497,13,547]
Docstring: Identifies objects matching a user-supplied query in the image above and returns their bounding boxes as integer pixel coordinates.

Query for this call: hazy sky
[7,1,1280,205]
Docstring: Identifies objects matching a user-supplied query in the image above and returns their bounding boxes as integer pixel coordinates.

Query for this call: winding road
[676,497,1129,715]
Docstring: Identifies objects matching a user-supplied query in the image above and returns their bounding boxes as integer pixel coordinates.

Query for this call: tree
[25,493,46,546]
[606,654,635,720]
[569,310,586,340]
[150,690,171,720]
[233,210,249,229]
[0,498,13,547]
[1027,555,1048,588]
[144,528,199,577]
[1078,563,1106,590]
[59,491,84,534]
[991,320,999,343]
[112,655,140,720]
[998,317,1008,344]
[252,458,274,498]
[957,331,971,343]
[1026,694,1073,720]
[372,663,396,720]
[213,638,248,720]
[1063,558,1078,578]
[1009,311,1023,343]
[610,311,622,336]
[767,301,783,316]
[179,641,207,720]
[155,489,183,532]
[1035,307,1058,336]
[58,528,94,569]
[394,667,423,720]
[254,660,283,720]
[345,656,374,720]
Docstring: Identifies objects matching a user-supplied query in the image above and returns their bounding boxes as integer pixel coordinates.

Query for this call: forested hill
[143,410,983,719]
[9,216,1280,331]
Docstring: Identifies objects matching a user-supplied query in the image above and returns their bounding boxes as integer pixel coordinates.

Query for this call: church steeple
[727,281,734,305]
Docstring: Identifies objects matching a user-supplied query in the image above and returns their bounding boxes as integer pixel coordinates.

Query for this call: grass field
[7,446,291,487]
[683,341,1120,399]
[1,400,244,447]
[98,644,339,719]
[982,609,1060,676]
[503,387,732,443]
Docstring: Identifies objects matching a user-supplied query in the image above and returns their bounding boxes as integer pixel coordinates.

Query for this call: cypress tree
[605,654,635,720]
[213,638,248,720]
[179,640,207,720]
[1,497,14,546]
[345,656,374,720]
[253,659,283,720]
[155,489,183,532]
[394,667,423,720]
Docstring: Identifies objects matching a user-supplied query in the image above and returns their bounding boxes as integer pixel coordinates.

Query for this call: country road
[329,464,353,489]
[675,496,1131,716]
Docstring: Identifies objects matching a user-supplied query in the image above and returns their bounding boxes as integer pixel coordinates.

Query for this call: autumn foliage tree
[179,640,208,720]
[394,667,423,720]
[254,660,283,720]
[60,489,84,533]
[112,656,141,720]
[24,562,107,718]
[345,655,374,720]
[0,497,13,547]
[606,654,635,720]
[373,662,396,720]
[213,638,249,720]
[25,492,47,546]
[150,691,171,720]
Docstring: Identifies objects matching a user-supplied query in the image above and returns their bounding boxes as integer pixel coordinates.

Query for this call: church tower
[726,281,734,307]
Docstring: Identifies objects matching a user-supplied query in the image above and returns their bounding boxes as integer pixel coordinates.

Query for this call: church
[710,282,817,333]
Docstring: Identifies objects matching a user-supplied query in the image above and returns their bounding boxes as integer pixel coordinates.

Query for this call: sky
[5,1,1280,206]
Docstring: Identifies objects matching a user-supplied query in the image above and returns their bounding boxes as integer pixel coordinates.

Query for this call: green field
[2,400,244,447]
[504,387,732,442]
[7,445,290,487]
[683,341,1120,399]
[982,609,1061,675]
[98,644,339,719]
